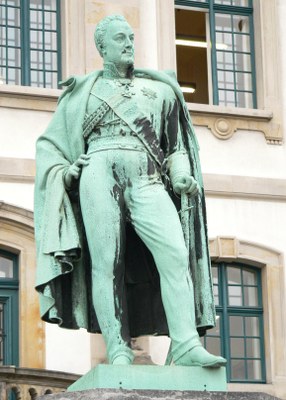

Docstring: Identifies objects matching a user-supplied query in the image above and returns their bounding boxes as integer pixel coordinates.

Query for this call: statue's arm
[163,90,199,196]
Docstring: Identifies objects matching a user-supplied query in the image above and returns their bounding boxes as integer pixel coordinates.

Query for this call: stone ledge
[38,388,282,400]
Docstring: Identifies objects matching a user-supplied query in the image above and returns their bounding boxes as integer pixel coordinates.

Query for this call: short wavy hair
[94,15,128,57]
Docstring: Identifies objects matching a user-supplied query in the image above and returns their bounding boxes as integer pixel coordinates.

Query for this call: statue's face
[101,20,134,66]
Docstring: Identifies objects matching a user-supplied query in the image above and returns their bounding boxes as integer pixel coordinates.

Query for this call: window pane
[231,359,245,380]
[208,316,221,336]
[212,266,218,284]
[235,52,251,72]
[216,31,233,50]
[215,0,250,5]
[31,50,43,69]
[213,285,219,306]
[228,286,242,306]
[31,69,44,86]
[245,316,259,337]
[246,338,261,358]
[227,267,241,284]
[7,66,21,84]
[229,316,243,336]
[0,256,13,278]
[234,33,250,53]
[7,7,20,26]
[217,51,234,71]
[44,31,57,50]
[218,70,235,90]
[30,29,43,49]
[7,0,20,5]
[236,90,253,108]
[236,72,252,91]
[243,269,257,285]
[244,286,258,307]
[219,89,236,106]
[206,337,221,355]
[30,10,43,29]
[230,337,245,357]
[247,360,262,380]
[30,0,56,10]
[44,11,57,30]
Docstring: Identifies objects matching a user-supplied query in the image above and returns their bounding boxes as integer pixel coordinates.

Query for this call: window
[202,263,265,383]
[175,0,256,108]
[0,250,19,366]
[0,0,61,88]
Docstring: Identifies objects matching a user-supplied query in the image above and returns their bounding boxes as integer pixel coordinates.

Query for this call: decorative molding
[209,236,283,267]
[188,103,282,145]
[0,202,34,231]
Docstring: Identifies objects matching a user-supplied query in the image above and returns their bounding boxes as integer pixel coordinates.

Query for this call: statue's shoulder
[135,68,182,99]
[58,70,102,103]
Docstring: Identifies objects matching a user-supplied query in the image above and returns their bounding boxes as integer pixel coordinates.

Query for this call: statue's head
[94,15,134,67]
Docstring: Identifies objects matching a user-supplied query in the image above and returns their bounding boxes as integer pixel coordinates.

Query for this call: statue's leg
[127,163,226,367]
[79,150,134,365]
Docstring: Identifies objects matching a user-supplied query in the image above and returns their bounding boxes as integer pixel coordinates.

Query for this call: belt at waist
[87,135,146,155]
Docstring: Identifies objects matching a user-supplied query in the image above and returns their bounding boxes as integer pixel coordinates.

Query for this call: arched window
[202,262,265,383]
[0,249,19,366]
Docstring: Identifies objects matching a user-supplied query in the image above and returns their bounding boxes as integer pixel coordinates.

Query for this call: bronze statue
[34,15,226,367]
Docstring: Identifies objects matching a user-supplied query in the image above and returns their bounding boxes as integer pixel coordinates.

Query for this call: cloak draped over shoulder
[34,69,216,337]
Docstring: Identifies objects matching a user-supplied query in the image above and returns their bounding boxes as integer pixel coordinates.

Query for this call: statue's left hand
[64,154,90,189]
[173,174,199,196]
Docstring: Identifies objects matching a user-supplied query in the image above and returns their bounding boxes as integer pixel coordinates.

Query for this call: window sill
[0,84,62,112]
[188,102,281,145]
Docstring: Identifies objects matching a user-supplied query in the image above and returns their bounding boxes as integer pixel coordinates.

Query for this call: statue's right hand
[64,154,90,189]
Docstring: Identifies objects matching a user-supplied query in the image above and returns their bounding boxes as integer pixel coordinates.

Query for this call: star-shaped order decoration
[141,87,157,100]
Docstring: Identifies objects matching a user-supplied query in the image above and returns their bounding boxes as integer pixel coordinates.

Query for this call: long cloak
[34,69,216,338]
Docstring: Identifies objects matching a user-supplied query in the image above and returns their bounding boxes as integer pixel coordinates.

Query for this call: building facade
[0,0,286,398]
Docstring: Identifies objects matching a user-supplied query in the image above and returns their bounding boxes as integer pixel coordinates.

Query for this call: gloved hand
[172,174,199,196]
[168,151,199,196]
[63,154,90,189]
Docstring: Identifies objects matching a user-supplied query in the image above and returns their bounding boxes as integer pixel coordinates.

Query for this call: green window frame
[175,0,257,108]
[202,262,265,383]
[0,0,62,88]
[0,250,19,366]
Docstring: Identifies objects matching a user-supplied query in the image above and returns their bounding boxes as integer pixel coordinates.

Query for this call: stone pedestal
[38,389,282,400]
[67,364,227,392]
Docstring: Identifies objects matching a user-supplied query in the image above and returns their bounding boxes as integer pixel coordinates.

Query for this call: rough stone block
[38,388,282,400]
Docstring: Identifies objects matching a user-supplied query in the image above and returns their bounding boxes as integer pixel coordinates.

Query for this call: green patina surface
[34,14,226,374]
[68,365,227,392]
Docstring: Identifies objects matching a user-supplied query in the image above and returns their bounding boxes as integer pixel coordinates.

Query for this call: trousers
[79,141,201,363]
